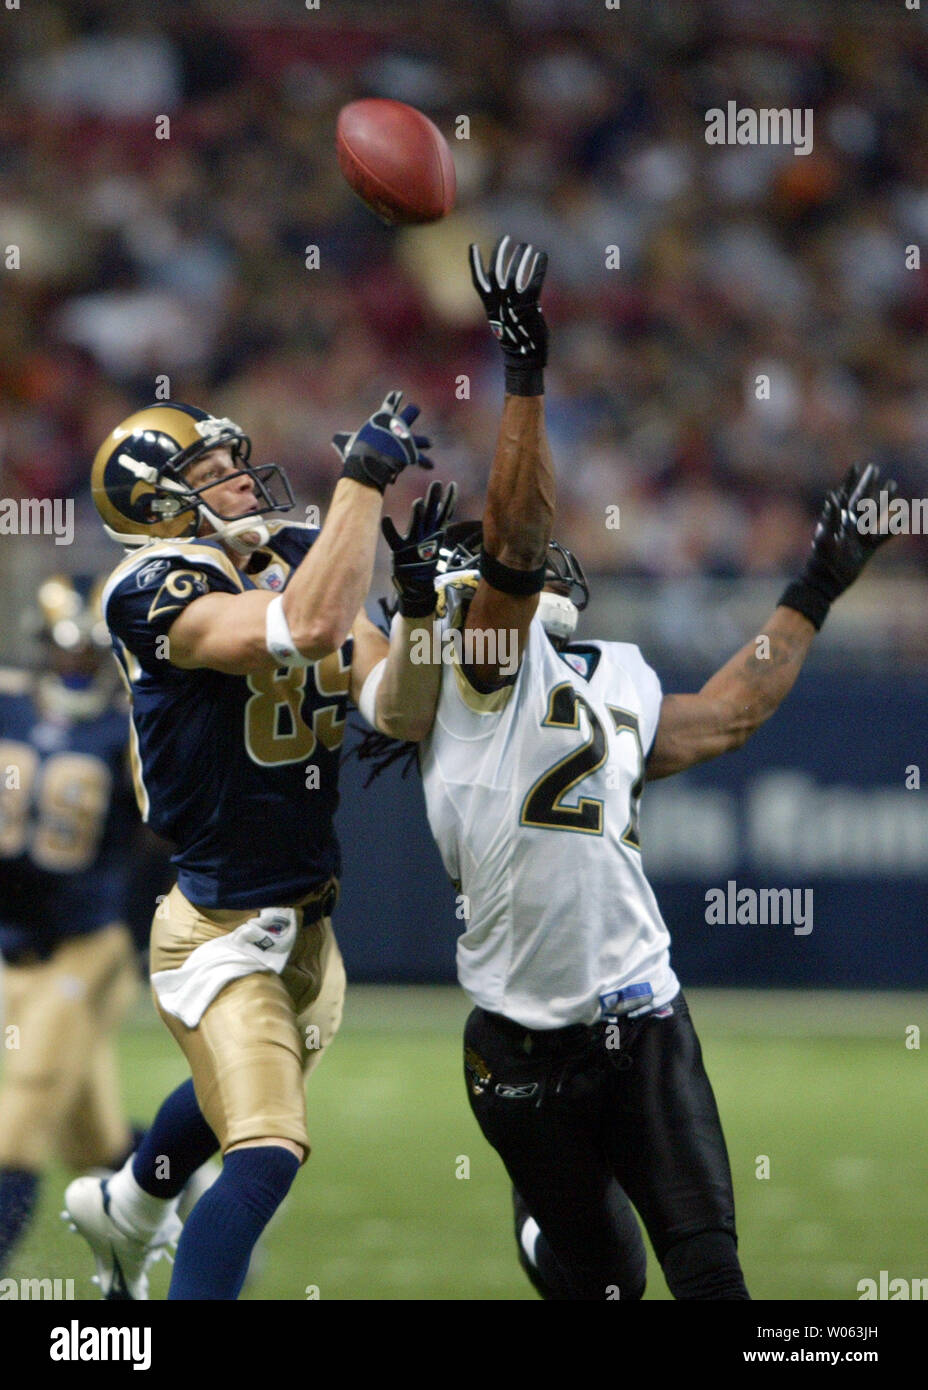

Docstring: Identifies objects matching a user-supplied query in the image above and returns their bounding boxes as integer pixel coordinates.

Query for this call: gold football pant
[149,883,345,1162]
[0,923,138,1171]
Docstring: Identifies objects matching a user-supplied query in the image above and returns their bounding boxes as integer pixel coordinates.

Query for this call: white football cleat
[63,1175,181,1300]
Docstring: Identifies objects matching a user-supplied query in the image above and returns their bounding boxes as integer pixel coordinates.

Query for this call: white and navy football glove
[332,390,434,493]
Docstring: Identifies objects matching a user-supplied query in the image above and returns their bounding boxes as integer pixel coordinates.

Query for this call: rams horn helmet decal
[91,402,293,550]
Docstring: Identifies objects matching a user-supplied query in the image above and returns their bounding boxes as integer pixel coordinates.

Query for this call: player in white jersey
[362,235,898,1299]
[420,556,675,1034]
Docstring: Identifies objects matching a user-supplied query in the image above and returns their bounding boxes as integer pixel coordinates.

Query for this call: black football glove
[332,390,433,494]
[779,461,898,629]
[381,479,458,617]
[469,235,548,395]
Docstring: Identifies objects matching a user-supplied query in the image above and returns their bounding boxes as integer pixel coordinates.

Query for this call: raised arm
[349,480,458,742]
[169,391,433,675]
[647,461,898,779]
[463,236,554,686]
[646,607,814,778]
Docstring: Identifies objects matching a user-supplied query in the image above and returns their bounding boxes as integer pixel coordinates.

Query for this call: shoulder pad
[102,540,243,617]
[435,572,479,626]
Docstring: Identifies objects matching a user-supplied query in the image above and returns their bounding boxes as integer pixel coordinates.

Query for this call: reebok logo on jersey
[494,1082,538,1099]
[136,558,170,588]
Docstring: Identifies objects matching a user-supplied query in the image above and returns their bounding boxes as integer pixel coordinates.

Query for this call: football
[335,98,456,225]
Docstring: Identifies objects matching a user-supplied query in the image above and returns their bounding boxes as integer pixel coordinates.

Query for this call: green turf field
[5,987,927,1301]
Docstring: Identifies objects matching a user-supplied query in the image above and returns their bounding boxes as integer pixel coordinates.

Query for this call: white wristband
[265,594,311,667]
[357,657,387,729]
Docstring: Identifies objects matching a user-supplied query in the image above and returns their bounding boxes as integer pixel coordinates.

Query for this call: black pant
[463,993,748,1300]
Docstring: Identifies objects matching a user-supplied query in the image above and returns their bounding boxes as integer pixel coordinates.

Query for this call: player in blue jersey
[0,576,143,1275]
[64,392,446,1298]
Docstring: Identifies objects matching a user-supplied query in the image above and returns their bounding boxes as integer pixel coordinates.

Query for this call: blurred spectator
[0,0,924,611]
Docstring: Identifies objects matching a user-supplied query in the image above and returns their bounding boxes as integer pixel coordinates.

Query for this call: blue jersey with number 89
[102,523,352,909]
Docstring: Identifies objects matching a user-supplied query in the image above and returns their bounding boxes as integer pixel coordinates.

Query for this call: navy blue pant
[463,993,749,1300]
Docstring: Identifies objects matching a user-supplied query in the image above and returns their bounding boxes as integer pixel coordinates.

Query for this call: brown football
[336,98,456,225]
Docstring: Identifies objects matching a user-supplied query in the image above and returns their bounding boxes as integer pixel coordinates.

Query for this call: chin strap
[197,507,270,555]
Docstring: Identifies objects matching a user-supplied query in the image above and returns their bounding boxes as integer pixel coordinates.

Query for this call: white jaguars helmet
[435,520,589,643]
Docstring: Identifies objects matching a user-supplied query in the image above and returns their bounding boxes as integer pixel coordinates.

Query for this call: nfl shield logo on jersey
[562,652,588,677]
[263,565,286,592]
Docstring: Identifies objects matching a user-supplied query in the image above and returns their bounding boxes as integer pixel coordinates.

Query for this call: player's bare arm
[168,391,433,675]
[646,607,815,778]
[463,237,554,687]
[647,461,898,780]
[347,480,459,742]
[168,478,384,674]
[365,480,459,741]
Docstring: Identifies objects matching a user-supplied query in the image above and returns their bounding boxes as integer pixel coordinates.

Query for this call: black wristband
[341,452,388,494]
[396,590,437,619]
[480,548,547,596]
[504,365,545,396]
[778,578,831,631]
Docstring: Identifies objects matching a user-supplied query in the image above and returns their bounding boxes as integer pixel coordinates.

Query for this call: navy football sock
[168,1146,300,1300]
[132,1080,219,1199]
[0,1169,39,1273]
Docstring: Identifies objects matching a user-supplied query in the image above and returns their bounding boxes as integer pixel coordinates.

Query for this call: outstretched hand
[332,390,433,494]
[382,479,458,617]
[469,235,548,391]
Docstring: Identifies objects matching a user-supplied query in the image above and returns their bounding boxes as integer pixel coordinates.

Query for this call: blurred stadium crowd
[0,0,925,599]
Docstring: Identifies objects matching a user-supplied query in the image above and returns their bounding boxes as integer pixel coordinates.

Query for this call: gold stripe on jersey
[126,713,149,821]
[435,572,479,623]
[109,639,150,820]
[451,657,516,714]
[101,540,244,620]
